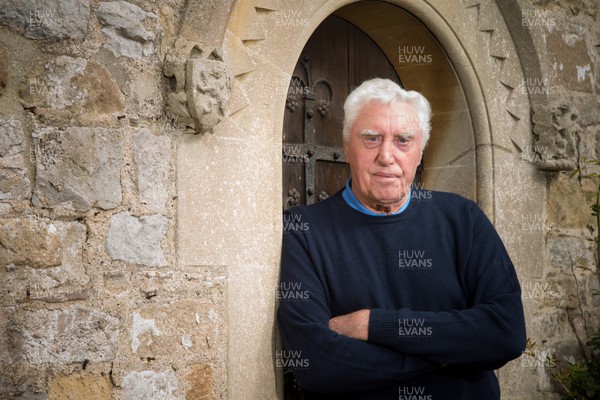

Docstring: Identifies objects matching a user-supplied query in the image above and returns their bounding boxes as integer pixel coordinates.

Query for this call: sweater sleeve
[368,204,526,369]
[277,210,439,394]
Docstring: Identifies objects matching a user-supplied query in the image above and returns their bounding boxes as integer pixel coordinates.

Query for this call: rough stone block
[186,364,215,400]
[137,266,225,303]
[32,127,123,211]
[0,218,89,303]
[546,231,595,274]
[6,306,119,365]
[0,119,30,201]
[130,300,225,361]
[42,55,87,110]
[0,119,25,157]
[35,56,125,114]
[547,173,594,229]
[0,217,63,268]
[97,1,156,59]
[106,212,166,266]
[0,154,31,201]
[122,370,177,400]
[132,130,171,212]
[546,29,593,92]
[0,0,90,40]
[73,60,126,114]
[48,373,113,400]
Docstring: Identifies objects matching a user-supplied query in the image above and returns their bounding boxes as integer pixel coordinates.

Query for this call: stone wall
[0,0,598,399]
[507,1,600,398]
[0,0,226,398]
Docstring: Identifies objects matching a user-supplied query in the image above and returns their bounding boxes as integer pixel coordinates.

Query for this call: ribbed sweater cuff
[369,308,404,347]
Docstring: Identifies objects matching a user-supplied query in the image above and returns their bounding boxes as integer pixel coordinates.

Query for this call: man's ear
[343,138,349,159]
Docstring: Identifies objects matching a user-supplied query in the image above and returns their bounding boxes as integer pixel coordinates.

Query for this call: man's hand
[329,309,370,341]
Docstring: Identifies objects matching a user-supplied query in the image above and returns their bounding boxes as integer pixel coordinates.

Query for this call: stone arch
[177,0,547,397]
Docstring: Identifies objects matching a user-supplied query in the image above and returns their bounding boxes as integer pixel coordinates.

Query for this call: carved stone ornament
[530,99,579,171]
[163,38,233,134]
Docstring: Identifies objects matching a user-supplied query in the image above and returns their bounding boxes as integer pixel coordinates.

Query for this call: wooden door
[282,15,404,210]
[281,15,404,398]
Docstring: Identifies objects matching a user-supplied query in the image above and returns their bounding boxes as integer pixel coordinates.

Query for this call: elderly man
[277,78,526,399]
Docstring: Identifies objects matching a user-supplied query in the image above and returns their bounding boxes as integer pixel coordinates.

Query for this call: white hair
[342,78,432,149]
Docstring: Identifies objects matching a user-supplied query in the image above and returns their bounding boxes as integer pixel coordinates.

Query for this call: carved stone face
[343,101,423,214]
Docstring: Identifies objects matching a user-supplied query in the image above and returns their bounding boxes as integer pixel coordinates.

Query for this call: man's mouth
[373,173,399,179]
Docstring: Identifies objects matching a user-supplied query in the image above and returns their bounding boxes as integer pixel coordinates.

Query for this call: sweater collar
[342,178,411,216]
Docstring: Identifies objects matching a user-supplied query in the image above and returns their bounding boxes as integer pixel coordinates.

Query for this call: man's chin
[372,192,408,208]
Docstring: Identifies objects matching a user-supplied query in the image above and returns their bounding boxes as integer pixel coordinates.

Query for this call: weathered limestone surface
[21,55,126,115]
[0,119,25,156]
[0,0,90,40]
[97,1,156,59]
[32,127,123,211]
[0,218,88,303]
[0,119,30,200]
[106,211,167,266]
[186,364,216,400]
[48,373,113,400]
[0,306,119,365]
[130,300,225,360]
[122,370,178,400]
[132,130,171,213]
[0,154,30,201]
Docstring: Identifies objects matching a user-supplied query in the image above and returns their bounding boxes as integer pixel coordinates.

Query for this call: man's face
[343,101,423,214]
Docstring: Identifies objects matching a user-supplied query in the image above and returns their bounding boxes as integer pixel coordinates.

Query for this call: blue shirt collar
[342,178,411,216]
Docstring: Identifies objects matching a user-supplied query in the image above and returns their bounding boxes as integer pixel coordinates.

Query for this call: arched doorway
[204,0,541,397]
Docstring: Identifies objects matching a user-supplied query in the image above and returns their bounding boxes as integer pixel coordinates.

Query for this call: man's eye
[395,136,412,146]
[361,135,382,147]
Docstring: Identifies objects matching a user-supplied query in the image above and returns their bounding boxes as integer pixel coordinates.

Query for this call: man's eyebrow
[395,131,415,137]
[359,129,382,136]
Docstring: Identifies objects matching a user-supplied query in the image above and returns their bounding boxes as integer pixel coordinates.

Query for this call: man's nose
[377,139,396,165]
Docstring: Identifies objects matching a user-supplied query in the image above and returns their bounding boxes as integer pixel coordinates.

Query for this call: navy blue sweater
[277,189,526,399]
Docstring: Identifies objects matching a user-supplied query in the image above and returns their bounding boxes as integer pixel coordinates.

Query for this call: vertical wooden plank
[303,17,349,148]
[314,161,351,200]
